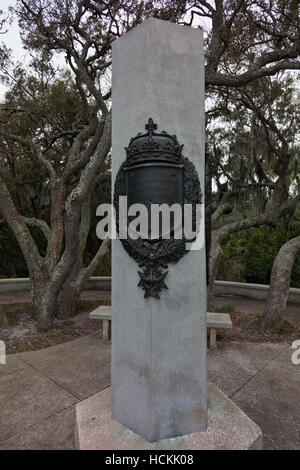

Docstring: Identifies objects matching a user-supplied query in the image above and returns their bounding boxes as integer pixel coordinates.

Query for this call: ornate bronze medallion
[114,118,201,298]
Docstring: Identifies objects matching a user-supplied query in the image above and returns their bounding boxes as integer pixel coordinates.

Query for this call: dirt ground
[218,310,300,344]
[0,290,299,353]
[0,299,109,354]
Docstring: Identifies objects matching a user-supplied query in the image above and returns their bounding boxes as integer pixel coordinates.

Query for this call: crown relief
[124,118,184,165]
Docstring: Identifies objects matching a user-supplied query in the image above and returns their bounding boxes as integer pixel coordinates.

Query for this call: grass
[215,304,236,314]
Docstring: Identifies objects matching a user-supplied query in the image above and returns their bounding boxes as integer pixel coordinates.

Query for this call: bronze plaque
[113,118,201,298]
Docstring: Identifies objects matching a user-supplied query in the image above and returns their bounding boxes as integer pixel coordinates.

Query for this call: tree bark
[205,143,213,286]
[55,196,92,319]
[207,233,223,311]
[56,237,111,319]
[55,261,82,319]
[0,112,111,330]
[207,209,285,310]
[31,277,48,320]
[56,281,81,319]
[261,236,300,332]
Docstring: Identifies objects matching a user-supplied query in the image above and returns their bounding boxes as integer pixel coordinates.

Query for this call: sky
[0,1,212,100]
[1,1,22,56]
[0,0,25,98]
[0,0,66,98]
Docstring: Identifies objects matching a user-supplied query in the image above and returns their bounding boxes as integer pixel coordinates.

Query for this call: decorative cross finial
[145,118,157,136]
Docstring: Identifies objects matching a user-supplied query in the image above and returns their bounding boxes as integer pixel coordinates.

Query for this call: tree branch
[21,216,51,241]
[0,176,42,275]
[206,59,300,88]
[212,202,233,225]
[80,236,111,285]
[0,130,57,189]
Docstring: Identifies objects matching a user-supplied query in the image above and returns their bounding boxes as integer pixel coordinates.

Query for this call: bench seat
[89,306,232,349]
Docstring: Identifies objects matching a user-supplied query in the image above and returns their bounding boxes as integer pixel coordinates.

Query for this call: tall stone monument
[111,18,207,442]
[75,18,262,450]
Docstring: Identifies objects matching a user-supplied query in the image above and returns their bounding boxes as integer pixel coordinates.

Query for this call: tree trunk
[38,294,56,331]
[56,263,82,319]
[207,206,290,311]
[55,237,111,319]
[31,280,47,321]
[261,236,300,332]
[56,284,81,319]
[205,143,213,287]
[207,233,223,311]
[31,278,57,330]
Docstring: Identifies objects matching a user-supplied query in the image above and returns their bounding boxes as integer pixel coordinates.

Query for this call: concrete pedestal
[75,384,262,450]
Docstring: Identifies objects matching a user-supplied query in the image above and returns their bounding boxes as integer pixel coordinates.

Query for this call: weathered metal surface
[114,118,201,298]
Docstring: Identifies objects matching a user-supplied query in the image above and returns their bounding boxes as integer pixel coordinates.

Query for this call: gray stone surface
[25,334,111,400]
[75,384,262,450]
[0,406,75,450]
[214,280,300,304]
[232,355,300,450]
[89,309,231,343]
[17,331,104,366]
[0,276,111,293]
[89,308,232,328]
[1,277,299,304]
[207,341,283,397]
[89,306,111,320]
[0,367,77,442]
[207,312,232,329]
[0,354,31,377]
[0,332,111,449]
[111,17,207,442]
[0,336,298,449]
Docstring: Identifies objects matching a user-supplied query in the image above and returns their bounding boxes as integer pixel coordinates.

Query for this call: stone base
[75,383,262,450]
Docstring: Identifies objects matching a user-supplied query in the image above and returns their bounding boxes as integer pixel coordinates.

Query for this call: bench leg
[210,328,217,350]
[103,320,111,341]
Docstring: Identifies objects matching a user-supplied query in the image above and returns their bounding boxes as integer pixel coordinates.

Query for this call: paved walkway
[0,332,299,450]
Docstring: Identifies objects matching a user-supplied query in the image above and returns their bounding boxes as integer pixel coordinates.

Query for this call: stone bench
[206,312,232,349]
[89,306,112,341]
[89,306,232,349]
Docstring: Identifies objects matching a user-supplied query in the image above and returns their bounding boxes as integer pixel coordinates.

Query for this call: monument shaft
[111,18,207,442]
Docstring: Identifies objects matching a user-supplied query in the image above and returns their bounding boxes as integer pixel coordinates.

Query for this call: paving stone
[0,355,30,377]
[31,341,111,399]
[1,335,299,449]
[272,344,300,374]
[17,331,103,366]
[0,367,78,442]
[232,359,300,449]
[207,341,284,397]
[233,359,300,420]
[0,406,75,450]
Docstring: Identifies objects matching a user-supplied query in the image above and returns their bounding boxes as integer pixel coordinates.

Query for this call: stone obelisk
[75,18,262,451]
[111,18,207,442]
